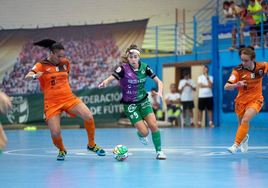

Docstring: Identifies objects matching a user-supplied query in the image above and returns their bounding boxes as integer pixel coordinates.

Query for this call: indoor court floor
[1,127,268,188]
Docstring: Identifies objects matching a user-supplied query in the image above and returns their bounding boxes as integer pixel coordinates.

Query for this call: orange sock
[51,136,66,151]
[84,118,96,147]
[235,122,249,146]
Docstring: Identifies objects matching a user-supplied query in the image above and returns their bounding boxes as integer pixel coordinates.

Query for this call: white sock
[190,118,193,123]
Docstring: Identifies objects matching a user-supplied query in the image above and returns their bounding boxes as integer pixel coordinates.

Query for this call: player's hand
[153,91,163,100]
[0,92,13,114]
[236,80,247,87]
[35,72,44,78]
[99,81,107,89]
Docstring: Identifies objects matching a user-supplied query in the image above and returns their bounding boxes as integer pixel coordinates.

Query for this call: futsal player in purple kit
[99,44,166,160]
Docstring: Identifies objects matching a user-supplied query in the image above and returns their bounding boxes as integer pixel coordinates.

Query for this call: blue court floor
[1,127,268,188]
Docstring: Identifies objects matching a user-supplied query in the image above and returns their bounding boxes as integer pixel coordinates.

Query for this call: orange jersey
[31,58,73,101]
[227,62,268,104]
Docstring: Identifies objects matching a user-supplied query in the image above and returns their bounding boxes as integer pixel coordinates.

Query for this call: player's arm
[98,75,116,89]
[152,76,163,99]
[25,63,43,81]
[146,65,163,100]
[224,70,246,90]
[25,71,44,81]
[99,66,124,89]
[225,81,246,90]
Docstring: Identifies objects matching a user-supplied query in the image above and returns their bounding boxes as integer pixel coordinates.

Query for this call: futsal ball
[113,145,128,161]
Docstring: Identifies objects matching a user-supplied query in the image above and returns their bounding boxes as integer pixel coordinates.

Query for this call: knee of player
[148,123,158,132]
[83,114,93,121]
[241,117,251,124]
[139,130,149,137]
[51,131,61,138]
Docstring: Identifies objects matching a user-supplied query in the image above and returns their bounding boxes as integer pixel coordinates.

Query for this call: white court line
[3,146,268,158]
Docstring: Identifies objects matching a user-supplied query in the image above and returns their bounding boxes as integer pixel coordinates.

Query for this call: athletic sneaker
[227,144,238,154]
[156,151,166,160]
[195,122,201,128]
[209,122,215,128]
[87,144,106,156]
[241,134,249,153]
[139,136,149,145]
[57,150,67,161]
[190,122,195,127]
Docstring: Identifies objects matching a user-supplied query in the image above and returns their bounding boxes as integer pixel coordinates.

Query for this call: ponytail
[33,39,64,52]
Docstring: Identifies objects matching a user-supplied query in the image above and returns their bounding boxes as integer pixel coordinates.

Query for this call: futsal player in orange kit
[25,39,105,160]
[224,46,268,154]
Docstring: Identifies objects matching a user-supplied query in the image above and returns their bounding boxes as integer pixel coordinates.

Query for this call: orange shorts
[235,99,263,118]
[44,94,82,122]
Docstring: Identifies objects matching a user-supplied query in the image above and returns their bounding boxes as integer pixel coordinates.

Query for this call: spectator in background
[261,1,268,17]
[197,66,214,128]
[165,83,181,124]
[257,0,263,4]
[229,1,249,50]
[223,1,233,18]
[261,1,268,44]
[148,87,163,120]
[178,72,196,127]
[238,3,248,49]
[223,1,239,50]
[247,0,267,48]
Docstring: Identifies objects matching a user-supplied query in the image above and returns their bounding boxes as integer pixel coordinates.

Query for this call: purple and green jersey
[112,61,156,104]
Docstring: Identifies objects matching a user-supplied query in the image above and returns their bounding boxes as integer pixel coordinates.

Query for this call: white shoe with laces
[156,151,166,160]
[227,144,238,154]
[241,134,249,153]
[138,136,149,145]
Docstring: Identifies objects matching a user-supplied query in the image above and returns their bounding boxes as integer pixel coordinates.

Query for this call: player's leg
[0,124,7,156]
[144,113,166,160]
[69,102,105,156]
[134,120,150,145]
[123,102,150,145]
[228,109,255,155]
[228,100,261,154]
[141,99,166,159]
[48,114,67,160]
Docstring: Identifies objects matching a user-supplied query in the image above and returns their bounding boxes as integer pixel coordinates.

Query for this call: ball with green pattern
[113,145,128,161]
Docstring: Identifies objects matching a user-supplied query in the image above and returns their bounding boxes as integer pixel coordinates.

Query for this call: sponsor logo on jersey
[63,65,67,71]
[56,67,59,72]
[46,68,51,71]
[229,75,236,81]
[128,104,137,113]
[116,67,121,73]
[259,69,263,76]
[251,73,255,78]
